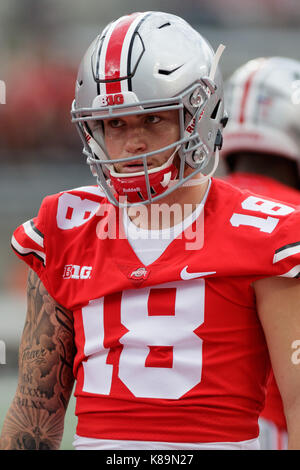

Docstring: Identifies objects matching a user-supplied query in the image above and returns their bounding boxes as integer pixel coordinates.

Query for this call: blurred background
[1,0,300,450]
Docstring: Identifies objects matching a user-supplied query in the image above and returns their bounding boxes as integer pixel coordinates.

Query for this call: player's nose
[124,127,148,155]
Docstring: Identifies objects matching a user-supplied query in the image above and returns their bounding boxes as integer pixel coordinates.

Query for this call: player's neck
[126,177,209,230]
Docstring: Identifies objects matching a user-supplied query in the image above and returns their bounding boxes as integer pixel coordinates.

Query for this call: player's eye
[108,119,124,128]
[145,115,160,124]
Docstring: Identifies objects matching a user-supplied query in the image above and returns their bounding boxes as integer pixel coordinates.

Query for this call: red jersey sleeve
[272,208,300,278]
[10,186,105,307]
[11,195,49,281]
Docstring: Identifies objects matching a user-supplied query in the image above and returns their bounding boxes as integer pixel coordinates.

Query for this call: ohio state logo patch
[129,267,149,281]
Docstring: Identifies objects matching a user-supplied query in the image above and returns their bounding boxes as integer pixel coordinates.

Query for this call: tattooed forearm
[0,269,75,450]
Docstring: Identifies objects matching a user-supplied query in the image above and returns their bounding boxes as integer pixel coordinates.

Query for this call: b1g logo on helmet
[98,93,124,107]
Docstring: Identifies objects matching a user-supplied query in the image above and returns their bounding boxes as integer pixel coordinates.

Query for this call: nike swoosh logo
[158,65,184,75]
[180,266,216,280]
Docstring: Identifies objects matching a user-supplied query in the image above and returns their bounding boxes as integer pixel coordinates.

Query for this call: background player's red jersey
[225,173,300,208]
[225,171,300,433]
[11,178,300,443]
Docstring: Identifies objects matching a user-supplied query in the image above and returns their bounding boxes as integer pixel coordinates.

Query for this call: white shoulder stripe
[23,220,44,248]
[273,245,300,263]
[278,265,300,278]
[11,235,46,264]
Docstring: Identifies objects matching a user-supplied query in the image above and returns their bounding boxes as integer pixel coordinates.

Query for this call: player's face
[103,110,180,173]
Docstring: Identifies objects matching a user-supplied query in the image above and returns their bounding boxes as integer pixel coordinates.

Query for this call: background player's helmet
[71,11,226,207]
[221,57,300,171]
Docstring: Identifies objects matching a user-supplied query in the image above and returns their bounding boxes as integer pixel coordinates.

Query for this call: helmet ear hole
[220,113,228,128]
[214,129,223,151]
[210,100,221,120]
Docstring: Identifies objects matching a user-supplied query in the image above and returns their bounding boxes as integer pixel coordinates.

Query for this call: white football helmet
[71,11,226,207]
[221,56,300,170]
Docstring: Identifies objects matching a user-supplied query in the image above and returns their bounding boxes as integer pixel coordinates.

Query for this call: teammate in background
[221,56,300,450]
[1,13,300,450]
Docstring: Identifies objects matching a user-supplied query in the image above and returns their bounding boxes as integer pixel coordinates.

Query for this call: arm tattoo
[0,269,76,450]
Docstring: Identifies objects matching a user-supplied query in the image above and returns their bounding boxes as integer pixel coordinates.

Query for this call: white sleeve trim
[23,220,44,248]
[11,235,46,264]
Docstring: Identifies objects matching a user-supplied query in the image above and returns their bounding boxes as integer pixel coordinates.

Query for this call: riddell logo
[63,264,92,280]
[84,132,91,143]
[186,117,196,134]
[123,187,141,192]
[186,109,205,134]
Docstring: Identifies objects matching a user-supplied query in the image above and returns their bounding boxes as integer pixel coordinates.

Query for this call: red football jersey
[225,172,300,431]
[11,178,300,443]
[225,173,300,207]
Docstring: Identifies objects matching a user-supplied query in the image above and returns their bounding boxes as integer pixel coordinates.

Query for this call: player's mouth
[120,160,154,173]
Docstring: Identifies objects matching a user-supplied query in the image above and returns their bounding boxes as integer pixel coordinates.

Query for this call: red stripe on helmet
[239,59,266,124]
[104,13,141,94]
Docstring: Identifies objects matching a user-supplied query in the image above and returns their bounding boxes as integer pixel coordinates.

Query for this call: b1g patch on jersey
[63,264,93,280]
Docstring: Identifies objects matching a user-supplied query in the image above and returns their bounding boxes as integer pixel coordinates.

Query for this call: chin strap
[209,44,226,81]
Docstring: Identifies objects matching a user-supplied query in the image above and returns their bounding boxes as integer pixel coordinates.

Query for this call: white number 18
[230,196,294,233]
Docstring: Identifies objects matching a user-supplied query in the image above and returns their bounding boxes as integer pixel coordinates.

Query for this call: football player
[1,12,300,450]
[221,56,300,450]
